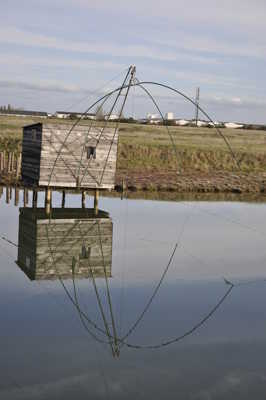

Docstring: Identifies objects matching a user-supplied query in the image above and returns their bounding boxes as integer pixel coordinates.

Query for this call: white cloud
[0,25,246,66]
[67,0,266,32]
[0,26,180,62]
[0,80,83,94]
[0,54,124,71]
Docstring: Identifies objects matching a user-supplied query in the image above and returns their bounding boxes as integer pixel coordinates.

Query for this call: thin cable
[97,220,120,356]
[120,242,178,346]
[63,67,129,113]
[45,224,111,344]
[120,208,191,345]
[80,67,133,186]
[99,67,136,186]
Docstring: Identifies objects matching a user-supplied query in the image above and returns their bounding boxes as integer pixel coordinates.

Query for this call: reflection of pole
[6,186,10,204]
[32,190,38,208]
[94,189,99,215]
[45,188,51,215]
[15,187,19,206]
[61,190,66,208]
[195,87,200,126]
[23,188,28,207]
[81,190,86,208]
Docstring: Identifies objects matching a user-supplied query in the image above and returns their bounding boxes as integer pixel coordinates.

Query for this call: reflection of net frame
[42,210,233,354]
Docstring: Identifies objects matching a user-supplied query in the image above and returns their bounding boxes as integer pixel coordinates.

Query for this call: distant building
[0,109,48,118]
[146,113,162,124]
[104,114,119,121]
[193,120,209,127]
[148,119,161,124]
[175,119,190,126]
[55,111,96,119]
[147,113,160,120]
[224,122,243,129]
[165,112,174,120]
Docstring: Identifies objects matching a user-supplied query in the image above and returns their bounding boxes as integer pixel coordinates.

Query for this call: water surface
[0,188,266,399]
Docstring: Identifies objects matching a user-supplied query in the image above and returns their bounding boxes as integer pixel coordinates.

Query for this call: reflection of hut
[21,123,119,189]
[16,208,113,280]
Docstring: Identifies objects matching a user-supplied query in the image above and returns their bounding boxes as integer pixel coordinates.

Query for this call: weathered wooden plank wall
[40,124,118,188]
[21,123,119,189]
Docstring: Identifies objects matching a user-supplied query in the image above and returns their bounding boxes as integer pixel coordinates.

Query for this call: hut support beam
[82,190,86,208]
[94,189,99,215]
[45,188,52,215]
[15,187,19,206]
[61,190,66,208]
[32,190,38,208]
[6,186,10,204]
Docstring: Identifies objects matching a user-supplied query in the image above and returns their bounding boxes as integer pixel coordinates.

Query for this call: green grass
[0,115,266,173]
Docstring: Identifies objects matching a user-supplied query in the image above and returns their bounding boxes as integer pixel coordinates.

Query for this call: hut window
[86,146,96,160]
[80,245,91,259]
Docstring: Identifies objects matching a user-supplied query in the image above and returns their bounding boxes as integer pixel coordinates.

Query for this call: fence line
[0,151,21,178]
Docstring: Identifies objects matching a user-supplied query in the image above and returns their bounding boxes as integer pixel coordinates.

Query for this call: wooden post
[82,190,86,208]
[6,186,10,204]
[0,186,3,198]
[61,190,66,208]
[8,153,12,173]
[2,152,5,171]
[3,152,5,171]
[0,153,2,172]
[9,186,12,200]
[23,188,29,207]
[94,189,99,215]
[45,188,52,215]
[11,152,14,172]
[15,187,19,206]
[16,153,21,179]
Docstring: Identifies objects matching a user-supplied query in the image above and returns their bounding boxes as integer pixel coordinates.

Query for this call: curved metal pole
[138,81,240,169]
[135,79,179,171]
[124,283,234,349]
[48,79,240,187]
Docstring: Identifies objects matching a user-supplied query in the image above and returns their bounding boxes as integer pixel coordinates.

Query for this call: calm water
[1,188,266,399]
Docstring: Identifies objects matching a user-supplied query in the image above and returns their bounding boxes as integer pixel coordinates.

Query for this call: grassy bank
[0,115,265,192]
[118,123,266,173]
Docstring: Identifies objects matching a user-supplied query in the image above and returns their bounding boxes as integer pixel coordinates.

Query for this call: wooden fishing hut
[16,208,113,281]
[21,122,119,210]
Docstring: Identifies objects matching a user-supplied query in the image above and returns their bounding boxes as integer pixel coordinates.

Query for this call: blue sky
[0,0,266,123]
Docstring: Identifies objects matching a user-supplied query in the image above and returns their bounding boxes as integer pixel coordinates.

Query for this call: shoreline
[115,170,266,194]
[1,171,266,203]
